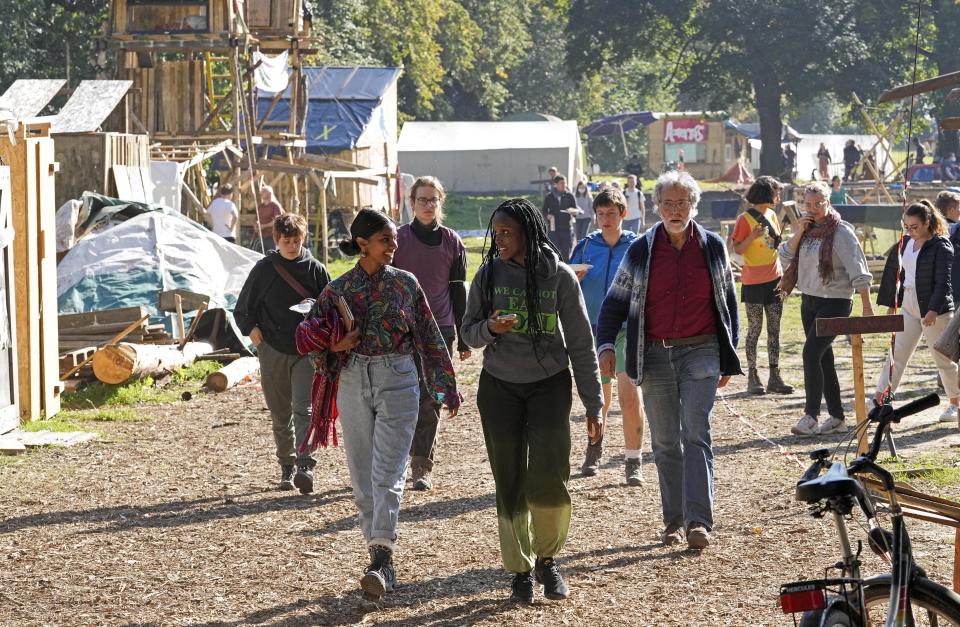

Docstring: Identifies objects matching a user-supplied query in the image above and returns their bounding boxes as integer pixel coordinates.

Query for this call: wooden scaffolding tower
[106,0,319,229]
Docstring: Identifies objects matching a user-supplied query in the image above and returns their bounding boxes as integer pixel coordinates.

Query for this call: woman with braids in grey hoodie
[461,198,603,604]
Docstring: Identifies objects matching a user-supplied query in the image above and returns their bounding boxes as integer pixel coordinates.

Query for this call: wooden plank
[112,165,134,200]
[0,129,41,421]
[852,334,868,455]
[59,306,148,330]
[36,137,60,418]
[942,117,960,131]
[815,314,904,337]
[878,70,960,103]
[50,81,133,134]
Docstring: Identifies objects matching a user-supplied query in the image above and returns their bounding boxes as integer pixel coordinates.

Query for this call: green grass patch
[58,408,145,422]
[877,454,960,488]
[174,359,221,384]
[63,377,180,410]
[17,416,85,433]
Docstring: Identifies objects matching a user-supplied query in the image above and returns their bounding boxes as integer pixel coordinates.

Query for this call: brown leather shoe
[687,524,711,550]
[660,524,684,546]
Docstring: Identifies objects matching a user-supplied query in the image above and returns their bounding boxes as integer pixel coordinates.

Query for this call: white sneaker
[791,415,819,436]
[818,416,847,435]
[938,405,958,423]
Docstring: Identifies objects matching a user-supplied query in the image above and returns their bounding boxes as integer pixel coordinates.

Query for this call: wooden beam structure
[878,70,960,103]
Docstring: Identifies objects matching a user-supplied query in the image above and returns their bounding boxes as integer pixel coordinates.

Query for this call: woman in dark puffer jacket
[875,201,959,424]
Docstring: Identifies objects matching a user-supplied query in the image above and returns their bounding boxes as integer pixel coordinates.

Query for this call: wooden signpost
[815,314,904,454]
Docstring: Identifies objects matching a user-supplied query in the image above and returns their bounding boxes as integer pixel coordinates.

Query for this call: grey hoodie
[461,247,603,416]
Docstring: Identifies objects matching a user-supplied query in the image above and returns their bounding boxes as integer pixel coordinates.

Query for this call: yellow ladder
[203,52,232,128]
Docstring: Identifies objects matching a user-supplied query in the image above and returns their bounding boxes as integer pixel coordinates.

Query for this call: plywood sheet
[50,80,132,134]
[0,79,65,118]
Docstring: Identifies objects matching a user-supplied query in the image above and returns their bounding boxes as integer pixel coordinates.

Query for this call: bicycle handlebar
[865,393,939,462]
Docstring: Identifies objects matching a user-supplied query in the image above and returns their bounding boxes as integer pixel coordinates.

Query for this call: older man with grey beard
[596,170,742,550]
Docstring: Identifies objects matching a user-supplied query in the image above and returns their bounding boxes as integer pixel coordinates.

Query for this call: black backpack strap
[746,208,782,247]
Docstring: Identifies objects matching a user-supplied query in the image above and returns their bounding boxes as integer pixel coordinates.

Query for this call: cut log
[92,341,214,385]
[205,356,260,392]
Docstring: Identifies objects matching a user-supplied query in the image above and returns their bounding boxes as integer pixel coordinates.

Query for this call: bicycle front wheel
[862,576,960,626]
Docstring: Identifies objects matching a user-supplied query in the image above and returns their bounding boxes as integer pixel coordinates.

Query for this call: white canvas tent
[398,120,584,193]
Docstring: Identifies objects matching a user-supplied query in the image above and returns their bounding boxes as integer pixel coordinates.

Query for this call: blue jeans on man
[639,341,720,531]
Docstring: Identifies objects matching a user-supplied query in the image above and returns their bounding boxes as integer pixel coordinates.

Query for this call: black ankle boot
[535,556,570,600]
[360,545,395,600]
[747,368,766,395]
[766,365,794,394]
[511,570,534,603]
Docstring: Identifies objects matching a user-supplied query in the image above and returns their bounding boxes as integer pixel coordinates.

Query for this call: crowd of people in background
[226,162,960,606]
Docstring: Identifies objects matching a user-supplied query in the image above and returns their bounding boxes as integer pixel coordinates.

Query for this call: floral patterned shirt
[314,263,460,409]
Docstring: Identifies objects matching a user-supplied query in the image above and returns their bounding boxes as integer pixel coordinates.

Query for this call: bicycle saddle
[796,461,861,503]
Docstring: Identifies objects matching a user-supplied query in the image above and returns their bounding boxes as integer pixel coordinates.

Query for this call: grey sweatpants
[257,340,315,468]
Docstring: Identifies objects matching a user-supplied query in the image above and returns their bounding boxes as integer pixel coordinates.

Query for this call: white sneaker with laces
[938,405,959,423]
[818,416,846,435]
[791,415,818,436]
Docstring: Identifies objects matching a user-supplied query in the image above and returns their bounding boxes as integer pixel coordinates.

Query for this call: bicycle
[779,393,960,626]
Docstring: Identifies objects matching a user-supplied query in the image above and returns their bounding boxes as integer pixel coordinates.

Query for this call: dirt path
[2,323,959,626]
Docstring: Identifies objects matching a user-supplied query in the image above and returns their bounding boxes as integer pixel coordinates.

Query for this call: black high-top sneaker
[360,545,395,600]
[511,570,534,604]
[293,465,314,494]
[534,556,570,600]
[278,465,295,491]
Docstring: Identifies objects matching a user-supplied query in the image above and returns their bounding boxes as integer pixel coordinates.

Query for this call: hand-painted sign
[663,119,708,143]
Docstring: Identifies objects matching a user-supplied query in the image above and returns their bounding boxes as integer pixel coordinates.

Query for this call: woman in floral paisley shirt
[296,209,459,601]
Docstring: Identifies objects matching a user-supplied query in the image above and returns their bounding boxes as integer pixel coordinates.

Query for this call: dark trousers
[477,368,572,572]
[549,229,573,261]
[801,294,853,418]
[409,326,455,470]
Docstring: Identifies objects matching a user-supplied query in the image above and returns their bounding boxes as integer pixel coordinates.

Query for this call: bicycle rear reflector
[780,583,826,613]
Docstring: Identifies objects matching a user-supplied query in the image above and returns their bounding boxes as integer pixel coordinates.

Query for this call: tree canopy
[566,0,918,174]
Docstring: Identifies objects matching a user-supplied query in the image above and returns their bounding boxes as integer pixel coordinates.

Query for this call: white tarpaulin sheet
[58,211,262,315]
[253,50,290,95]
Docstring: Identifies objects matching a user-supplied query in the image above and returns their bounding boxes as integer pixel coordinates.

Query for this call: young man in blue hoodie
[569,188,644,485]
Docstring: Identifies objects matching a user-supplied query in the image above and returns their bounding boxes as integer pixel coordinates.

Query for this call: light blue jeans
[640,341,720,531]
[337,352,420,547]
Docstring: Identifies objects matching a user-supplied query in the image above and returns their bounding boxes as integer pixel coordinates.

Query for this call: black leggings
[801,294,853,418]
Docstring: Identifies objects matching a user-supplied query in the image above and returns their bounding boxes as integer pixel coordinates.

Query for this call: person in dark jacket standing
[391,176,471,491]
[542,175,578,260]
[596,170,742,550]
[234,213,331,493]
[843,140,861,182]
[875,202,959,423]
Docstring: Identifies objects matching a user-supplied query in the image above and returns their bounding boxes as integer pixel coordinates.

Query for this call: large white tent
[398,120,584,193]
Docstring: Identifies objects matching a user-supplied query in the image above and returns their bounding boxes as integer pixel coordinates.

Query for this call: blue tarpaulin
[256,67,401,153]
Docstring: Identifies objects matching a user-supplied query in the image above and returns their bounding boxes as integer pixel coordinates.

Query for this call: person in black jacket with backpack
[234,213,331,493]
[875,201,959,424]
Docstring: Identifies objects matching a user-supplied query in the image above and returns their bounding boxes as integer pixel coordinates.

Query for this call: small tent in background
[257,66,401,211]
[397,120,585,193]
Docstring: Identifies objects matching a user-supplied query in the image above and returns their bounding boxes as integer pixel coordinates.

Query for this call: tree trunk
[933,0,960,159]
[92,342,214,385]
[754,79,784,176]
[205,356,260,392]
